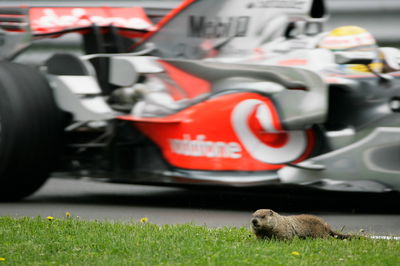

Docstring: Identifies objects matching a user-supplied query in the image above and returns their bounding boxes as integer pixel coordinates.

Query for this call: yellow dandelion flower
[291,251,300,256]
[47,216,55,221]
[65,212,71,218]
[0,257,6,261]
[140,217,149,223]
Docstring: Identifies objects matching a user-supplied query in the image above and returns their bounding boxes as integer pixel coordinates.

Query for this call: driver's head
[318,25,377,52]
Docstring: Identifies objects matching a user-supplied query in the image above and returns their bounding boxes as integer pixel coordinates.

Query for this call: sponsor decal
[30,7,152,33]
[131,93,314,170]
[188,15,249,38]
[231,99,307,164]
[169,134,242,159]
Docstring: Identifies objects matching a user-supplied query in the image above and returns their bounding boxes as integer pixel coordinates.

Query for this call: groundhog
[251,209,352,240]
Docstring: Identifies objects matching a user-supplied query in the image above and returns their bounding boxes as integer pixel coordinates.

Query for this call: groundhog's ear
[268,210,273,216]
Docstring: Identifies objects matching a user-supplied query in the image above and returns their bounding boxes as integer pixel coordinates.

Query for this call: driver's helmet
[318,25,377,51]
[319,26,381,73]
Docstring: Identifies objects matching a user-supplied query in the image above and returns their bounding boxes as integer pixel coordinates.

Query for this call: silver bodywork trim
[278,127,400,192]
[48,74,115,121]
[169,170,279,185]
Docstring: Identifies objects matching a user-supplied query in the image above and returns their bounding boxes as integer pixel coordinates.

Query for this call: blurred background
[1,0,399,63]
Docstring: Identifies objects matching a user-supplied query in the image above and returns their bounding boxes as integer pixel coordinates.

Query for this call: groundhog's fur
[251,209,352,240]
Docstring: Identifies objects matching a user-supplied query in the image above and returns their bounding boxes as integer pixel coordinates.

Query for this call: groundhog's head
[251,209,277,232]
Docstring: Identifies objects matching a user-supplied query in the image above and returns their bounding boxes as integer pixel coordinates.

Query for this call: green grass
[0,216,399,266]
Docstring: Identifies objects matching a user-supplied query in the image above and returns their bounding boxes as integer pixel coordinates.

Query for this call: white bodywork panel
[48,75,115,121]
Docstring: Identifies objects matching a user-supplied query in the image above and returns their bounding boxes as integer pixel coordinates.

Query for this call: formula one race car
[1,0,400,201]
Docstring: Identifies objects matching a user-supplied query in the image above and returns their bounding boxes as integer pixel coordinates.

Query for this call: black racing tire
[0,61,64,201]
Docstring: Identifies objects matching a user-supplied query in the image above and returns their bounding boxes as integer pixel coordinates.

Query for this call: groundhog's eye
[260,215,266,219]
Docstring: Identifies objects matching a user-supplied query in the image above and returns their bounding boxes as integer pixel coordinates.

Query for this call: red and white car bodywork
[1,0,400,200]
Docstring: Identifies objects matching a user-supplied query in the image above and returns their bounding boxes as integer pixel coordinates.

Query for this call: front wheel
[0,61,64,201]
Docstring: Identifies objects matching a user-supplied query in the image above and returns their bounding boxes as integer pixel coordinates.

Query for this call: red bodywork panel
[157,60,212,100]
[28,7,153,38]
[119,92,315,171]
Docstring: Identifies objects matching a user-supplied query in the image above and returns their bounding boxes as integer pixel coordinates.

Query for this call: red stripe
[2,29,26,32]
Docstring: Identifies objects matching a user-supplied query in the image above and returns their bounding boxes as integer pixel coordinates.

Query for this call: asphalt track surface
[1,178,400,236]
